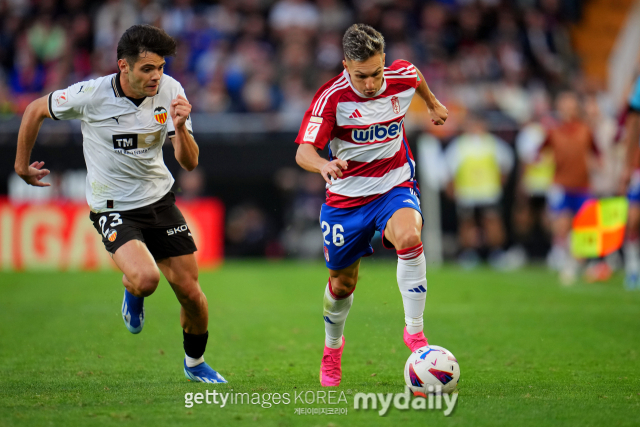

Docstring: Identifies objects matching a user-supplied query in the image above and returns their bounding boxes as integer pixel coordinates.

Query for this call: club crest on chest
[391,96,400,114]
[154,106,168,124]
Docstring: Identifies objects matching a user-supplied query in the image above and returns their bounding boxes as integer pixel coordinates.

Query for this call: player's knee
[331,275,357,297]
[182,282,204,305]
[394,231,421,251]
[170,272,203,304]
[132,269,160,297]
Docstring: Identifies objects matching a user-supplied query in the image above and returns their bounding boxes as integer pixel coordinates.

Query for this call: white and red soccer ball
[404,345,460,395]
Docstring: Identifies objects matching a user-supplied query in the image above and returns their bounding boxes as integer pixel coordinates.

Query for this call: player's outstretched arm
[170,94,199,171]
[14,95,52,187]
[414,67,448,126]
[295,143,348,186]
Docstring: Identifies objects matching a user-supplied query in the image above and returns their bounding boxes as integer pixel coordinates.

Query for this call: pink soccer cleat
[403,327,428,352]
[320,337,345,387]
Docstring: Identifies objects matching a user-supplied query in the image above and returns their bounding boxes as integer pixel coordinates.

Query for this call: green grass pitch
[1,260,640,426]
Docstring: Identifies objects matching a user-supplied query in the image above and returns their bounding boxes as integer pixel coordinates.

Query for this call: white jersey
[48,72,193,212]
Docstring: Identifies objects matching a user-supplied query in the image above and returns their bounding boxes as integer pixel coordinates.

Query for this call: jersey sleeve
[167,83,193,137]
[48,81,90,121]
[629,76,640,112]
[387,60,420,89]
[294,80,338,150]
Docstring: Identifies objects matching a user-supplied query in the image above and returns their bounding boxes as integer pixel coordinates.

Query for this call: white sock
[397,243,427,335]
[625,239,640,275]
[323,280,353,349]
[185,354,204,368]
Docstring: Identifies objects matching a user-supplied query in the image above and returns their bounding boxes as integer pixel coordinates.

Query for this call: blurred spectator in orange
[541,91,599,284]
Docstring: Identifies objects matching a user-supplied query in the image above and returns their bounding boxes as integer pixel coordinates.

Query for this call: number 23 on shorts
[98,213,122,242]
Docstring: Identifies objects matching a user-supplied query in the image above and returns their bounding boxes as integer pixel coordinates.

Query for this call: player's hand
[429,99,448,125]
[170,94,191,129]
[16,161,51,187]
[321,159,348,185]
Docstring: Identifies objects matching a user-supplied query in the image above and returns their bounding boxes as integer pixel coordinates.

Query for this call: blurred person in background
[620,74,640,290]
[522,8,568,87]
[587,95,622,199]
[276,168,326,259]
[176,168,205,201]
[541,91,599,285]
[444,113,514,269]
[623,148,640,290]
[94,0,139,49]
[226,203,272,257]
[0,81,14,115]
[269,0,319,41]
[582,94,622,282]
[513,90,555,261]
[10,34,46,112]
[317,0,352,33]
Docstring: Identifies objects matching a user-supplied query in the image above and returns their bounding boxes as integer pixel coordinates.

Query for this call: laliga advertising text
[184,387,457,416]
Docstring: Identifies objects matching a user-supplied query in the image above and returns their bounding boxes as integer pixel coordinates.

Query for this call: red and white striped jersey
[295,60,421,208]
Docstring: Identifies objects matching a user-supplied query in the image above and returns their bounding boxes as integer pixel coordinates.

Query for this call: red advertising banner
[0,197,224,270]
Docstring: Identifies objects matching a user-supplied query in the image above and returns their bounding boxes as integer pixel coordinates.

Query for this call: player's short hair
[117,25,177,65]
[343,24,385,62]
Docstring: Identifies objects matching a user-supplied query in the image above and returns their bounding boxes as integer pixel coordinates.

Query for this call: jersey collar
[343,69,387,98]
[112,71,151,107]
[111,72,124,97]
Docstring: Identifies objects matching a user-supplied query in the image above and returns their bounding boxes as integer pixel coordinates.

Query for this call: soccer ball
[404,345,460,395]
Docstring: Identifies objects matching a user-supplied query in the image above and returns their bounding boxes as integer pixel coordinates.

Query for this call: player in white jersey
[295,24,448,387]
[14,25,225,383]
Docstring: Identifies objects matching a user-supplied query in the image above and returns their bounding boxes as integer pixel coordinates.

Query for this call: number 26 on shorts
[321,221,345,247]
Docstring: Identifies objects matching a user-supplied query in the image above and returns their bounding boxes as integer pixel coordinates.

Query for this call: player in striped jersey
[295,24,448,387]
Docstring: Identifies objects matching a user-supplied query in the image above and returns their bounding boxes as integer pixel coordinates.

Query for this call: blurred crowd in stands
[1,0,586,123]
